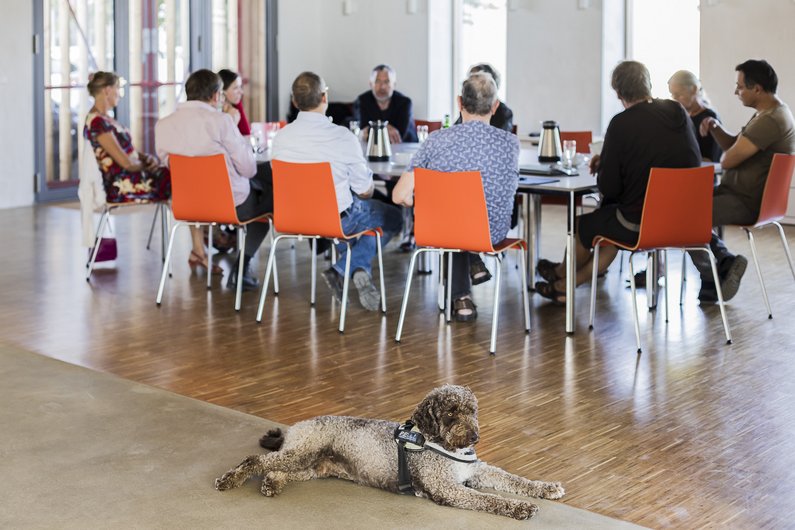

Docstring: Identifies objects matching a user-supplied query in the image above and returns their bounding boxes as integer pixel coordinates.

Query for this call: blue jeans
[333,195,403,278]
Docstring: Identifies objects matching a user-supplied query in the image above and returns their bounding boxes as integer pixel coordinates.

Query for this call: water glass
[349,120,360,138]
[562,140,577,168]
[417,124,429,143]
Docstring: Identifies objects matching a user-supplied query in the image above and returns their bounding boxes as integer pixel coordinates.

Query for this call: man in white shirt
[272,71,402,311]
[156,69,272,291]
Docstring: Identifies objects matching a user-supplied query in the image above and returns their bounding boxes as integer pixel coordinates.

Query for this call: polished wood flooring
[3,202,795,528]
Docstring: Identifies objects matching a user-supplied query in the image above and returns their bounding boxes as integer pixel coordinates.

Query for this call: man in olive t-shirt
[690,59,795,303]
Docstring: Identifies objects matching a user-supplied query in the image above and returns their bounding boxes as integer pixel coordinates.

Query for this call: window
[455,0,507,102]
[628,0,700,99]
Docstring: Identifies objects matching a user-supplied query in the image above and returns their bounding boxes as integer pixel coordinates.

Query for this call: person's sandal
[469,259,492,286]
[536,259,561,283]
[454,297,478,322]
[535,281,566,305]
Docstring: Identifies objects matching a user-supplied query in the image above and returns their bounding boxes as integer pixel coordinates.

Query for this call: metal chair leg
[256,234,286,322]
[489,254,503,354]
[589,241,602,329]
[703,247,732,344]
[679,251,687,306]
[146,202,159,250]
[445,251,453,323]
[310,238,317,306]
[269,219,279,295]
[375,232,387,313]
[206,224,213,290]
[339,242,352,333]
[774,221,795,282]
[437,251,445,311]
[628,254,643,354]
[663,249,669,323]
[86,207,112,281]
[396,249,423,342]
[156,221,183,305]
[745,228,772,318]
[234,227,247,312]
[518,247,531,332]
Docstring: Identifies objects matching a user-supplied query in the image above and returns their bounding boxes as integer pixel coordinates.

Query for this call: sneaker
[352,269,381,311]
[322,268,344,302]
[698,282,719,304]
[226,256,259,291]
[719,255,747,302]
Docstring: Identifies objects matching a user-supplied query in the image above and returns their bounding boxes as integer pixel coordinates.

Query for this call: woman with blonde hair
[668,69,722,161]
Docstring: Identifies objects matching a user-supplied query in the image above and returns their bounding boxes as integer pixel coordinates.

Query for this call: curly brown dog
[214,385,564,520]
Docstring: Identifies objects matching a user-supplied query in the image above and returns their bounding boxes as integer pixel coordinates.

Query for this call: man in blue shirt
[273,72,402,311]
[393,72,519,321]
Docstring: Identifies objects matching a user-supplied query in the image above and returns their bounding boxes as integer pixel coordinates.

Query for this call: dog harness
[393,420,478,495]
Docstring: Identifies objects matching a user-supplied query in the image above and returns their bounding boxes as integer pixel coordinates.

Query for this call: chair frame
[255,160,386,334]
[739,153,795,318]
[394,168,531,355]
[588,166,732,354]
[86,200,170,281]
[154,154,276,312]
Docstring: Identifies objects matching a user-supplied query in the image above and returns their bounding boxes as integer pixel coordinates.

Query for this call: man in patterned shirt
[393,72,519,321]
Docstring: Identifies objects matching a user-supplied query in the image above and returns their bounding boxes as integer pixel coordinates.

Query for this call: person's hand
[699,116,719,137]
[589,154,601,175]
[387,124,401,144]
[142,153,159,172]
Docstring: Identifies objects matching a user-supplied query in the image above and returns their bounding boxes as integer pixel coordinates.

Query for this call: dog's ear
[411,393,441,439]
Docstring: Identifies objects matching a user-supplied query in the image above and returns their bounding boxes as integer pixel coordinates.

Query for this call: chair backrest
[635,165,714,249]
[415,119,442,132]
[559,131,593,153]
[413,168,494,252]
[755,153,795,226]
[270,159,345,238]
[168,154,241,224]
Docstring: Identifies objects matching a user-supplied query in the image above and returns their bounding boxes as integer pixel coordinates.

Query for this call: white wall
[0,3,35,209]
[700,0,795,132]
[278,0,430,121]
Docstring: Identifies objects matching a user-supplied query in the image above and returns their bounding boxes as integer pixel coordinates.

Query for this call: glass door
[37,0,114,201]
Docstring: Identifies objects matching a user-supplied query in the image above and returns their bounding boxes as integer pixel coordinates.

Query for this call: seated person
[392,72,519,321]
[353,64,417,144]
[689,59,795,302]
[272,71,403,311]
[669,70,722,162]
[156,69,273,288]
[454,63,514,133]
[219,68,250,136]
[84,71,171,205]
[535,60,701,304]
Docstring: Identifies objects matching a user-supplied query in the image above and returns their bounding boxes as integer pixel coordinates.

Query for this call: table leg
[524,194,541,289]
[566,190,576,334]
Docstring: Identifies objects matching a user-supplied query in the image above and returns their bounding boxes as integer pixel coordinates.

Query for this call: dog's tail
[259,428,285,451]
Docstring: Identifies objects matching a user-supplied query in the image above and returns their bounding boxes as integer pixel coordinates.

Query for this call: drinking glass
[349,120,360,138]
[562,140,577,168]
[416,124,429,143]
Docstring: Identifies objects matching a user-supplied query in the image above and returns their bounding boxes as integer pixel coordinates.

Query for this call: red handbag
[94,237,118,262]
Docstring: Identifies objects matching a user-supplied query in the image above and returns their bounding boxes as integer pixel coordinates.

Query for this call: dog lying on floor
[215,385,564,520]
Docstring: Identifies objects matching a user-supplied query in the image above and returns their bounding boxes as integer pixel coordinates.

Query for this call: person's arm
[699,116,738,152]
[95,132,142,172]
[392,170,415,206]
[594,127,622,200]
[720,135,760,169]
[390,94,413,142]
[343,133,374,198]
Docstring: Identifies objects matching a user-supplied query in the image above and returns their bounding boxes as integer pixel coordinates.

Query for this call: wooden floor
[3,201,795,528]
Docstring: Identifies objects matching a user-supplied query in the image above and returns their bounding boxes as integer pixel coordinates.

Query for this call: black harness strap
[394,420,424,495]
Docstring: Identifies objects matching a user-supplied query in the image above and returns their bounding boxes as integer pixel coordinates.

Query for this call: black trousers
[235,163,274,258]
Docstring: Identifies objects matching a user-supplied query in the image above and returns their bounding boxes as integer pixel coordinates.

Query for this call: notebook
[518,176,560,186]
[519,164,579,177]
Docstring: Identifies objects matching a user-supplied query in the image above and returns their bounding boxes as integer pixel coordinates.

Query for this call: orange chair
[737,153,795,318]
[155,154,275,311]
[415,119,442,133]
[559,131,593,153]
[588,166,732,353]
[394,168,530,355]
[256,160,386,333]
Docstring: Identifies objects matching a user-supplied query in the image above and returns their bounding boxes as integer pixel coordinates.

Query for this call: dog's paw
[538,481,565,500]
[509,501,539,520]
[214,472,240,491]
